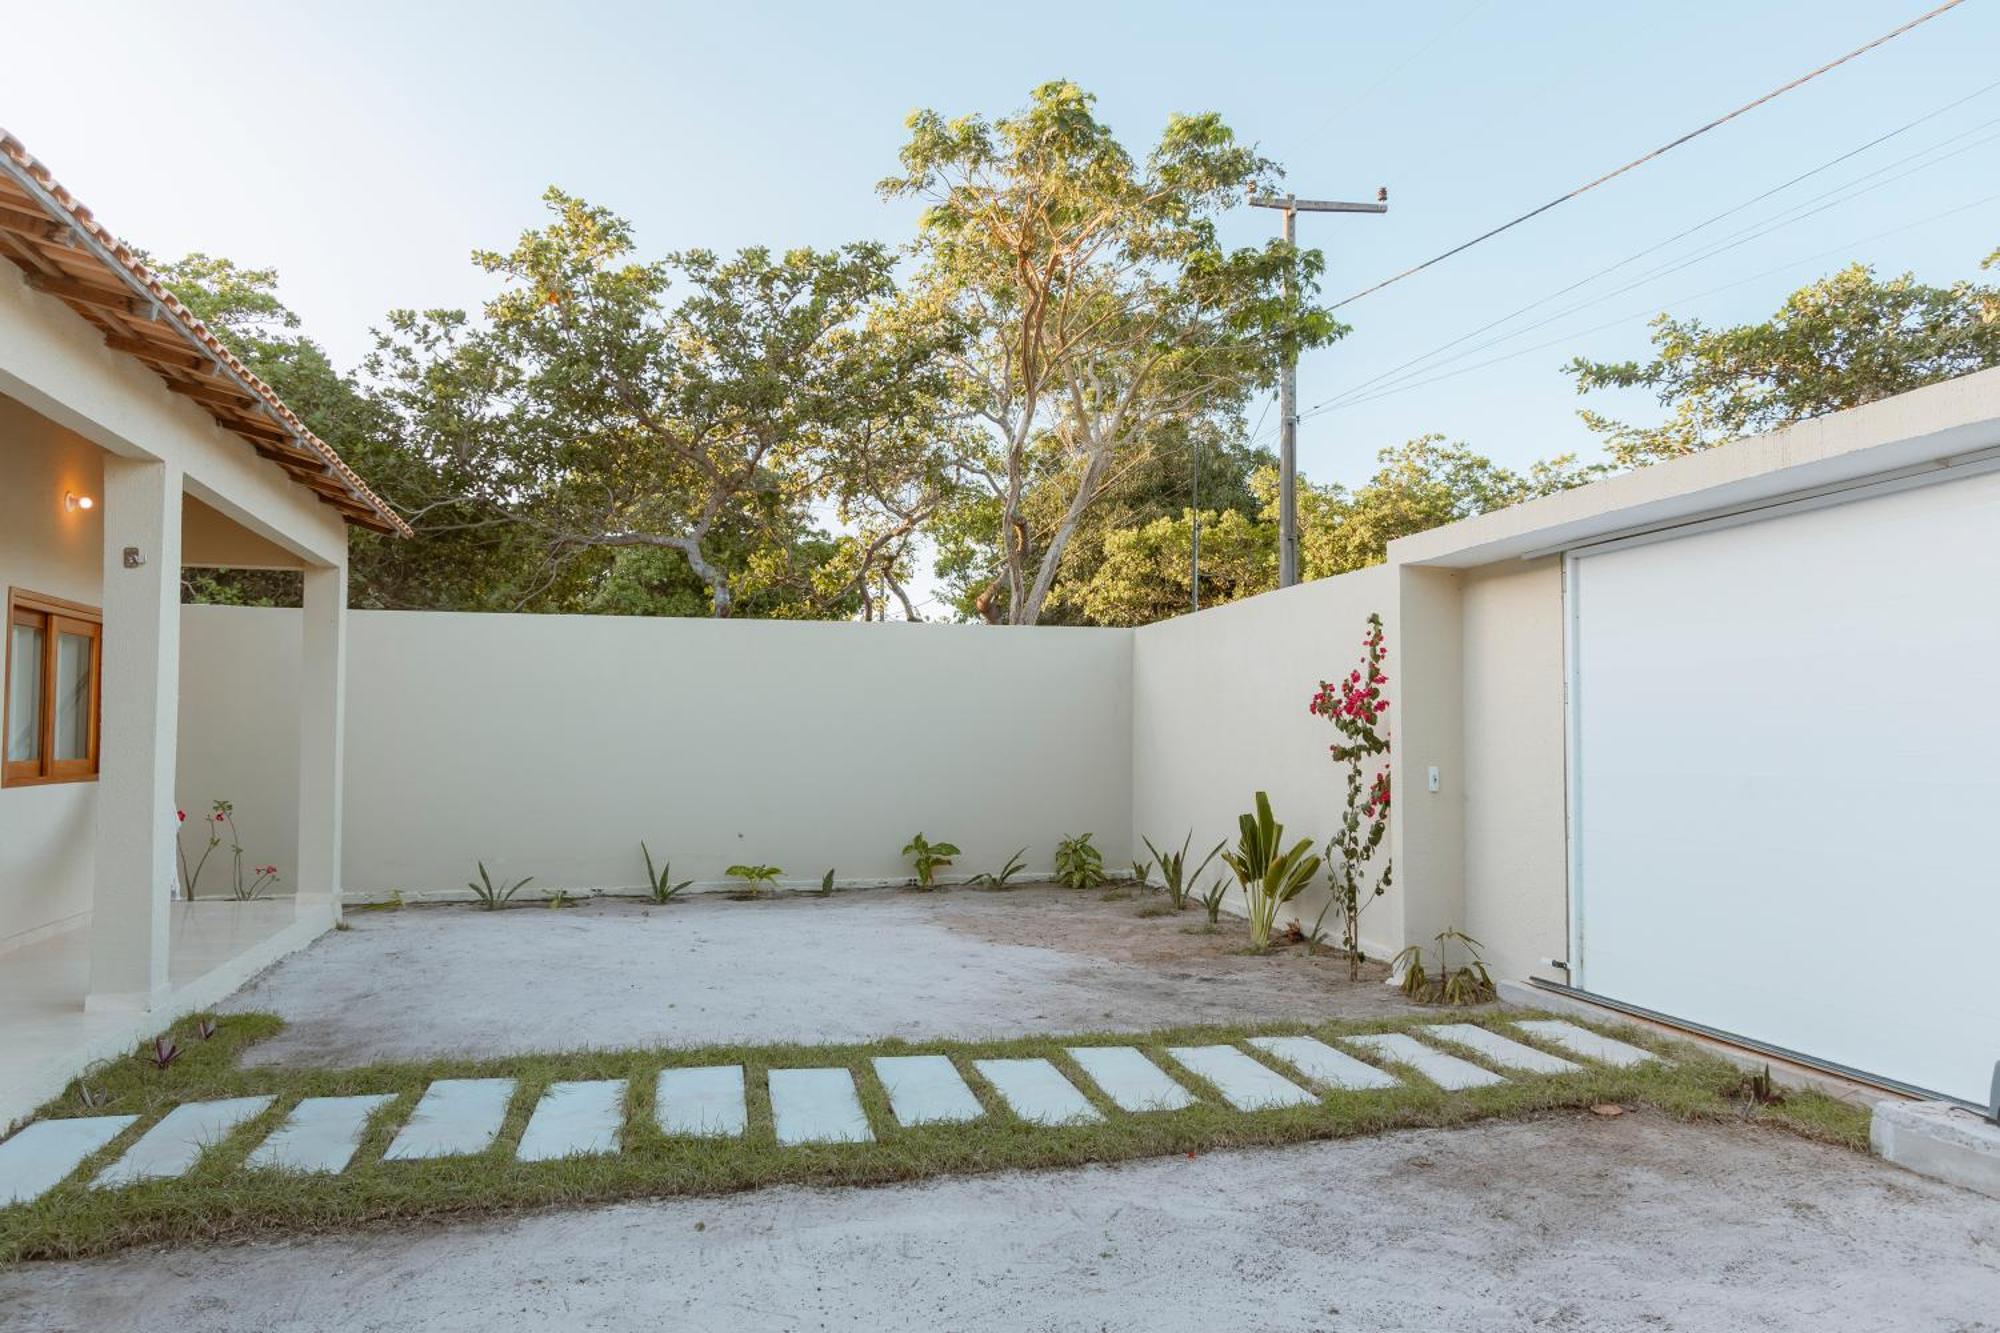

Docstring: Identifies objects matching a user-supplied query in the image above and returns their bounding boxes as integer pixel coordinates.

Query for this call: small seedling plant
[641,843,693,904]
[1143,833,1225,911]
[1392,928,1496,1007]
[1053,833,1105,889]
[544,889,574,910]
[902,834,961,890]
[1311,611,1395,980]
[1220,792,1322,951]
[968,849,1028,888]
[726,864,783,897]
[468,861,533,910]
[1198,878,1229,925]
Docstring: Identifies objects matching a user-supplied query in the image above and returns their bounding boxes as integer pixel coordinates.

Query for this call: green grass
[0,1008,1869,1262]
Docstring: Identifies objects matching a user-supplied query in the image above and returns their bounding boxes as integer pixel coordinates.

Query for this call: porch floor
[0,900,331,1130]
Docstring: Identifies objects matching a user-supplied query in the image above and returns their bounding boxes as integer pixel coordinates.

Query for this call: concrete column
[88,456,182,1011]
[295,562,347,914]
[1388,564,1467,954]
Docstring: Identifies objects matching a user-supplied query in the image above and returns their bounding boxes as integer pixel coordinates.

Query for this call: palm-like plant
[1220,792,1322,950]
[1143,832,1225,911]
[641,843,693,904]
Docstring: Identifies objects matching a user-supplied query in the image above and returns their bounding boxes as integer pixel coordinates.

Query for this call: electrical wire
[1325,0,1973,310]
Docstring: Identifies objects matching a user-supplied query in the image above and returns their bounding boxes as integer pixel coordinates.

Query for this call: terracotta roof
[0,129,409,536]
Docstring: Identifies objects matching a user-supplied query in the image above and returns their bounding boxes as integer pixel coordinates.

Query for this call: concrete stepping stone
[1249,1036,1401,1091]
[656,1066,747,1138]
[872,1055,984,1126]
[1066,1046,1195,1112]
[246,1095,394,1174]
[383,1079,516,1161]
[973,1058,1103,1126]
[769,1068,873,1145]
[1425,1024,1581,1075]
[1347,1034,1505,1091]
[517,1080,626,1161]
[1511,1020,1658,1068]
[1167,1046,1316,1111]
[95,1096,274,1187]
[0,1115,137,1205]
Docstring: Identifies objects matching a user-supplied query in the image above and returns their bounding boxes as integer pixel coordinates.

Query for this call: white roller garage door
[1568,464,2000,1105]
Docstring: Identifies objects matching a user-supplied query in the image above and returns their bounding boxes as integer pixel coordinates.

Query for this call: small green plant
[1220,792,1323,951]
[902,834,961,889]
[1053,833,1105,889]
[968,849,1028,888]
[544,889,573,910]
[1392,927,1496,1006]
[821,868,836,893]
[725,864,782,896]
[1130,858,1152,888]
[641,843,693,904]
[467,861,532,911]
[1198,878,1229,924]
[1143,833,1225,911]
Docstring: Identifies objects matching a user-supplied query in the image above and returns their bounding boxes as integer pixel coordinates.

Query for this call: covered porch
[0,130,403,1128]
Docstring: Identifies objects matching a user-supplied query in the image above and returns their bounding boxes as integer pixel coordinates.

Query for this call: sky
[7,0,1998,498]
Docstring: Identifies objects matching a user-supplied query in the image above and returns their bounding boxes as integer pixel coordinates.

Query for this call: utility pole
[1248,190,1387,587]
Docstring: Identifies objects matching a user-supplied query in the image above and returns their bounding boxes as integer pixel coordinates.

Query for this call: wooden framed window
[4,588,101,787]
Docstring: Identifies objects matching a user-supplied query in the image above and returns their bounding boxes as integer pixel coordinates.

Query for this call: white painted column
[295,561,347,915]
[88,456,181,1011]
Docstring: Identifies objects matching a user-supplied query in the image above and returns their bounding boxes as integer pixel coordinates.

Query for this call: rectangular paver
[769,1068,873,1145]
[95,1096,274,1187]
[246,1095,394,1174]
[656,1066,747,1138]
[1067,1047,1195,1112]
[1249,1036,1401,1091]
[517,1080,626,1161]
[383,1079,517,1161]
[973,1058,1103,1125]
[1511,1020,1658,1068]
[1167,1046,1316,1111]
[1426,1024,1582,1075]
[872,1055,984,1126]
[0,1116,137,1205]
[1347,1034,1505,1091]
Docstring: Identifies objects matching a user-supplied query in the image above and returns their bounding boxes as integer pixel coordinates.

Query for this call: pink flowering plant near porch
[176,799,281,901]
[1310,611,1394,980]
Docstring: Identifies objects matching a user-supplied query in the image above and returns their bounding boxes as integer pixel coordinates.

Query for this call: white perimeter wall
[180,608,1133,896]
[1130,565,1401,955]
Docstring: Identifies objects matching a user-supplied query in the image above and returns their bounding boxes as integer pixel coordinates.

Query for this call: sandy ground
[6,1113,1994,1332]
[219,885,1422,1066]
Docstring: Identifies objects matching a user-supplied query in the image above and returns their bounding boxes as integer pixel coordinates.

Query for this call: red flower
[177,809,186,823]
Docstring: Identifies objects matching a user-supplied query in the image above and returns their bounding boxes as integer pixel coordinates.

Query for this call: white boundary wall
[179,608,1133,897]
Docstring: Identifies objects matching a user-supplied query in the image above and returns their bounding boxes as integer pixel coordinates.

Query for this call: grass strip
[1,1008,1867,1261]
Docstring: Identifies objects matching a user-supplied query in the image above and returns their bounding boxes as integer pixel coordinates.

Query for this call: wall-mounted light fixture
[64,490,94,513]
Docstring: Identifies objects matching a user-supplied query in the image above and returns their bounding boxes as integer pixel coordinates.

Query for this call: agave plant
[1143,832,1225,911]
[641,843,693,904]
[1220,792,1322,950]
[967,848,1028,888]
[468,860,532,911]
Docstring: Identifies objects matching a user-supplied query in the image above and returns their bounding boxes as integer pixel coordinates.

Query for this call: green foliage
[1143,832,1225,911]
[1393,928,1496,1007]
[467,861,532,911]
[967,848,1029,888]
[1053,833,1106,889]
[902,833,962,889]
[1567,251,2000,467]
[641,843,693,904]
[822,869,837,893]
[1220,792,1323,951]
[725,864,783,896]
[886,80,1338,624]
[1198,878,1230,925]
[544,889,574,910]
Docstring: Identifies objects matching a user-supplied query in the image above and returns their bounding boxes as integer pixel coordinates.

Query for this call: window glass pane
[7,622,43,763]
[54,630,92,762]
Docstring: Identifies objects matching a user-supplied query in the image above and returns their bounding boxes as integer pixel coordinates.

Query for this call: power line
[1326,0,1973,311]
[1308,116,2000,414]
[1300,190,2000,419]
[1302,78,2000,414]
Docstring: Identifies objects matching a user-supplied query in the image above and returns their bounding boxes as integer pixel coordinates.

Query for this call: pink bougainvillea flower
[177,809,186,823]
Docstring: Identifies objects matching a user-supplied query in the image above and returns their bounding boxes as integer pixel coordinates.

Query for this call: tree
[883,80,1340,625]
[370,191,963,617]
[1568,251,2000,467]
